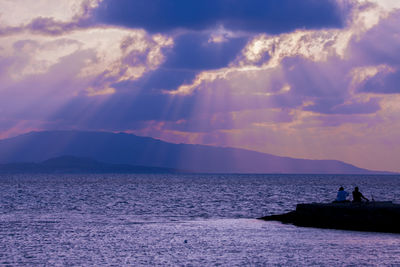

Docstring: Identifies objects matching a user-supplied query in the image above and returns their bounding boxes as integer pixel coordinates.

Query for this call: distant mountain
[0,130,391,174]
[0,155,182,174]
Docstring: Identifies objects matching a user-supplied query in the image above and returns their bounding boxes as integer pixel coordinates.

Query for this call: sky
[1,0,400,172]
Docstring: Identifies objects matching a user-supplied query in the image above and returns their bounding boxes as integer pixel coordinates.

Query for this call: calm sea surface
[1,174,400,266]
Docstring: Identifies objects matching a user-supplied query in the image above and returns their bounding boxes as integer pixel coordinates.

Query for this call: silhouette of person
[352,187,369,202]
[335,186,349,202]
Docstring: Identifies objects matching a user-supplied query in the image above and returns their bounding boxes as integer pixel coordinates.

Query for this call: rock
[258,201,400,233]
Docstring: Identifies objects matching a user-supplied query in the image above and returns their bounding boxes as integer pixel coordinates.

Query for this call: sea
[1,173,400,266]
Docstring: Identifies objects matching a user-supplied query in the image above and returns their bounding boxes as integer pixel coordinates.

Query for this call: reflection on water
[1,174,400,266]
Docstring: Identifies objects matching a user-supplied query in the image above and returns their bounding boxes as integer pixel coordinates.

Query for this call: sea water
[1,174,400,266]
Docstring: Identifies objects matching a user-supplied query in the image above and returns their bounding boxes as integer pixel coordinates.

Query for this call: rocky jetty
[259,201,400,233]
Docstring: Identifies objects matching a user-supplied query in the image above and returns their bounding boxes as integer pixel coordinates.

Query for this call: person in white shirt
[335,187,349,202]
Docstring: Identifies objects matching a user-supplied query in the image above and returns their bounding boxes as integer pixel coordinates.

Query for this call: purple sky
[1,0,400,172]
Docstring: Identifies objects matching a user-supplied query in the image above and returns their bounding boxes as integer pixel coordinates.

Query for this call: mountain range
[0,131,391,174]
[0,155,181,174]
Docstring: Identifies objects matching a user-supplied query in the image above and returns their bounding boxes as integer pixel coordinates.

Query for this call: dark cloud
[347,11,400,94]
[361,71,400,94]
[348,13,400,67]
[0,26,21,36]
[94,0,349,33]
[119,32,247,91]
[304,97,381,114]
[163,33,247,70]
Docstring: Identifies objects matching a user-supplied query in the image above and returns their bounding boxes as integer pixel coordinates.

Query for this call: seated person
[352,187,369,202]
[334,186,349,202]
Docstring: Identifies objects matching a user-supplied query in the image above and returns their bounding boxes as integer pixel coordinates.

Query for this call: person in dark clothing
[352,187,369,202]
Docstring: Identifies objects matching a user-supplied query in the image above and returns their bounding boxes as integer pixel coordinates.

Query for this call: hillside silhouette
[0,155,181,173]
[0,131,390,174]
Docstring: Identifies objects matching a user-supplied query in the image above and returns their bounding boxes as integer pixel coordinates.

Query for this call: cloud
[94,0,350,33]
[25,17,86,36]
[304,97,381,114]
[0,0,100,36]
[347,10,400,94]
[163,33,247,70]
[128,68,198,92]
[49,92,196,131]
[361,71,400,94]
[3,0,400,172]
[166,6,400,119]
[120,32,247,92]
[0,20,175,134]
[348,10,400,67]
